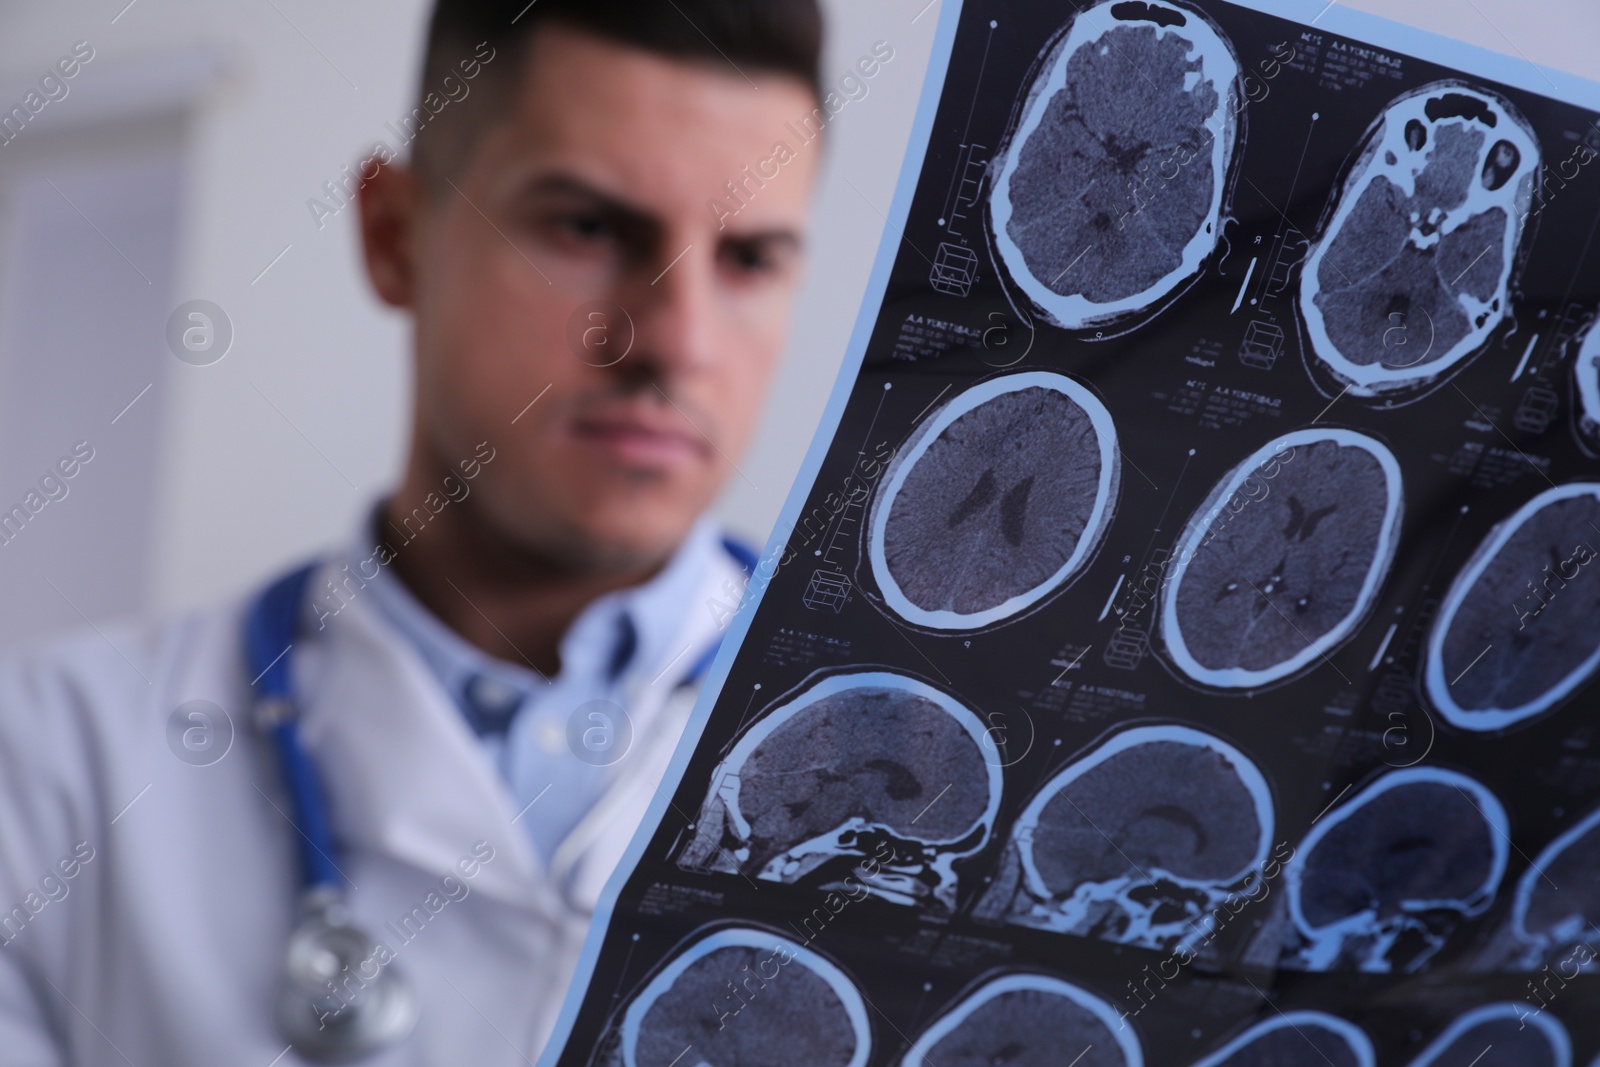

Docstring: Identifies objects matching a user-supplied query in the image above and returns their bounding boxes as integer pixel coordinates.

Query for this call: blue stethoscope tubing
[245,538,753,1059]
[251,562,412,1063]
[248,562,341,888]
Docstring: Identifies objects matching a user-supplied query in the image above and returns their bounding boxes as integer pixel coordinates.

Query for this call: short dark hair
[411,0,825,193]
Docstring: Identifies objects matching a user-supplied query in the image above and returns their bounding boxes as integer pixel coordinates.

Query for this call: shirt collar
[350,504,725,703]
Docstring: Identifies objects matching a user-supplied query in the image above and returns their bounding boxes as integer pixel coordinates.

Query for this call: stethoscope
[245,541,751,1061]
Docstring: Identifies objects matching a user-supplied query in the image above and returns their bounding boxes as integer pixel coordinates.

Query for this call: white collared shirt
[349,511,732,868]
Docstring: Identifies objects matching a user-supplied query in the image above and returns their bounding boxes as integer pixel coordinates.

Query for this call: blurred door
[0,102,187,649]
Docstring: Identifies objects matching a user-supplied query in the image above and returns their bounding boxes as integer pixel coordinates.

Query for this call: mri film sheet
[540,2,1600,1065]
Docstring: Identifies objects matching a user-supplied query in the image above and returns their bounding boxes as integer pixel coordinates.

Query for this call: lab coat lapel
[293,561,568,918]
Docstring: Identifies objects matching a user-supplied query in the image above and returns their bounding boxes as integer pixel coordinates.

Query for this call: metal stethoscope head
[277,887,419,1063]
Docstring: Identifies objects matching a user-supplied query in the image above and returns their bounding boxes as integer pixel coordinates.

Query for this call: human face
[364,24,819,571]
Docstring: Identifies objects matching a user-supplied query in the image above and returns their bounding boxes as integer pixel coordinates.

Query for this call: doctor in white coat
[0,1,824,1063]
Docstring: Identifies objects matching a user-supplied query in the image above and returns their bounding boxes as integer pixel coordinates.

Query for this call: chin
[569,507,700,571]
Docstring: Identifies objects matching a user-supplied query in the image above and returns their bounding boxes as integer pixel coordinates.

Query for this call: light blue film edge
[534,0,1600,1061]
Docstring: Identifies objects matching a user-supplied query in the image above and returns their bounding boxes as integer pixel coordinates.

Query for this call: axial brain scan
[608,928,870,1067]
[676,671,1001,909]
[1300,82,1540,394]
[1286,767,1508,972]
[899,974,1141,1067]
[990,0,1240,330]
[869,372,1119,630]
[1403,1003,1571,1067]
[1187,1012,1375,1067]
[976,724,1273,949]
[1162,429,1404,688]
[1425,482,1600,730]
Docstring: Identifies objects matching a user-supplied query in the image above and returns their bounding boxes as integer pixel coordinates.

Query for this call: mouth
[568,405,712,469]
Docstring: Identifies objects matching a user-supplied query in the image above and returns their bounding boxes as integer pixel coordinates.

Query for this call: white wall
[0,0,1593,637]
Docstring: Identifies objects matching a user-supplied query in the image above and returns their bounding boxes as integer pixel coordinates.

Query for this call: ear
[357,154,419,308]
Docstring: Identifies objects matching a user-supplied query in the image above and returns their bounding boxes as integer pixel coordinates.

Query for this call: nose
[611,240,719,385]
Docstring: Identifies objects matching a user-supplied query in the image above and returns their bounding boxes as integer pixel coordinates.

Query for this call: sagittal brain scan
[1510,803,1600,967]
[605,928,870,1067]
[1161,428,1404,688]
[1187,1012,1376,1067]
[975,724,1273,950]
[1403,1003,1571,1067]
[1300,82,1540,395]
[1425,482,1600,731]
[989,0,1239,331]
[899,973,1141,1067]
[1285,767,1508,972]
[676,671,1001,909]
[868,372,1119,630]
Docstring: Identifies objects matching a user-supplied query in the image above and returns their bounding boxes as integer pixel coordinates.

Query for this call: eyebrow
[724,229,803,251]
[517,171,804,249]
[516,172,655,230]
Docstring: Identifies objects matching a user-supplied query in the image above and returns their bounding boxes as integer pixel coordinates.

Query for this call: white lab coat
[0,547,743,1066]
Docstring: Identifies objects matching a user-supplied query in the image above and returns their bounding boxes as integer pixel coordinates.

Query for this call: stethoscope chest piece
[276,887,419,1063]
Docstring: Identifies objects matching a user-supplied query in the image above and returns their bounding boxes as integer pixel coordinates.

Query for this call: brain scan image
[606,928,870,1067]
[1404,1003,1571,1067]
[990,0,1239,331]
[1187,1011,1375,1067]
[868,372,1120,630]
[676,671,1002,910]
[1300,82,1540,395]
[1578,324,1600,440]
[899,973,1141,1067]
[975,725,1274,950]
[1161,429,1404,689]
[1509,803,1600,968]
[1425,482,1600,731]
[1285,767,1508,972]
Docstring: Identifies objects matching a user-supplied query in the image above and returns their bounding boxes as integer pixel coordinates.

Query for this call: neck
[378,488,663,681]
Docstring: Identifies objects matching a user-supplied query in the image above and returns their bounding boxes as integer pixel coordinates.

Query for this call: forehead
[474,24,819,219]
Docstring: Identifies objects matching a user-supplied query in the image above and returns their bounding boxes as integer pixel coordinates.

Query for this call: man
[0,1,823,1063]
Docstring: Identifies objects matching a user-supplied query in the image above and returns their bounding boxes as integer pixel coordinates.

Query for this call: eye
[557,212,613,242]
[532,207,630,262]
[724,243,769,273]
[720,239,790,278]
